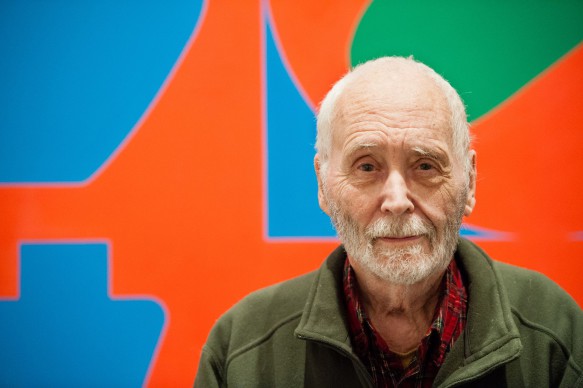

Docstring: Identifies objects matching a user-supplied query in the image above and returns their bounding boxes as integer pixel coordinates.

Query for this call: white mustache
[364,217,435,240]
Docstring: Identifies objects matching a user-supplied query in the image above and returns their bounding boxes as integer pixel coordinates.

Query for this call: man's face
[316,72,475,285]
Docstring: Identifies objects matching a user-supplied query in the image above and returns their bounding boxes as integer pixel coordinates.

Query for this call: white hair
[315,56,472,178]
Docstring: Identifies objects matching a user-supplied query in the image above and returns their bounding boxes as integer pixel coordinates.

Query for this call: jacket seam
[201,344,225,382]
[511,307,583,375]
[225,310,303,369]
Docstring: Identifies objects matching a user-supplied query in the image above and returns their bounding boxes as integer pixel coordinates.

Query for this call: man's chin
[363,248,445,284]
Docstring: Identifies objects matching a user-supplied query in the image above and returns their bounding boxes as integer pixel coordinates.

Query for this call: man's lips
[376,235,423,243]
[378,235,421,241]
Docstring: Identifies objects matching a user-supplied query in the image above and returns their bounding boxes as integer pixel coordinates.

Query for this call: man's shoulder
[457,239,582,381]
[464,247,582,369]
[493,259,583,381]
[492,259,580,313]
[458,238,579,315]
[224,269,317,328]
[492,259,581,327]
[202,268,319,362]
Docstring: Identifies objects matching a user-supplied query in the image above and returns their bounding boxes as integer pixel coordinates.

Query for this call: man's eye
[419,163,433,171]
[358,163,375,172]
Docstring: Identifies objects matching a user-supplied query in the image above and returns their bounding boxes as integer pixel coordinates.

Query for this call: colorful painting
[1,1,582,385]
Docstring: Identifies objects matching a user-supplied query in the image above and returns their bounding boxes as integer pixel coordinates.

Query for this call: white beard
[326,191,466,285]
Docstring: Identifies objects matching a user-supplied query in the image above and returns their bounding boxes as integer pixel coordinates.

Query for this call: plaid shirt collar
[343,256,467,388]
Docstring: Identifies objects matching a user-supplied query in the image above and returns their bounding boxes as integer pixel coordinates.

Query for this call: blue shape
[0,0,204,183]
[460,224,487,237]
[0,243,165,386]
[265,17,336,238]
[460,224,512,240]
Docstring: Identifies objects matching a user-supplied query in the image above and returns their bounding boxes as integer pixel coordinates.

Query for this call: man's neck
[349,258,448,354]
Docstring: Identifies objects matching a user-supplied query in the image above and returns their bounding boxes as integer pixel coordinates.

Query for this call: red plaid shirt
[343,257,467,388]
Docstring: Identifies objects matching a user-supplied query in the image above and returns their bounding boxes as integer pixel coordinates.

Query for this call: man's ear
[464,150,477,217]
[314,154,329,215]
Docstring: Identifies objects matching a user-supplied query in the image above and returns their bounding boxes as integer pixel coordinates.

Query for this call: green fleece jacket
[195,239,583,387]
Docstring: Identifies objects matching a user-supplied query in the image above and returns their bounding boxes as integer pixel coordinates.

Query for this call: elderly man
[195,57,582,387]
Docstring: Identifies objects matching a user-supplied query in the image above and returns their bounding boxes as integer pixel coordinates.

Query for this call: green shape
[351,1,583,121]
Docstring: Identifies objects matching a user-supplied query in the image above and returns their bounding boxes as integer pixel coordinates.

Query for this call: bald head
[316,57,471,175]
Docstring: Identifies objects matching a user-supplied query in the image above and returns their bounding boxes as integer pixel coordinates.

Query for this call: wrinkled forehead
[331,68,453,144]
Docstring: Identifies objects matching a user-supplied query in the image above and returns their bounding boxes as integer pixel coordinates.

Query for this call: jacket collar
[435,238,522,387]
[294,245,353,354]
[295,239,522,387]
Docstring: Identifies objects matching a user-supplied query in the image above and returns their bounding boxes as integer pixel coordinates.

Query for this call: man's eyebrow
[344,141,380,156]
[411,146,449,164]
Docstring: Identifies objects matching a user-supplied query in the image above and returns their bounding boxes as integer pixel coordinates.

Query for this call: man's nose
[380,171,414,216]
